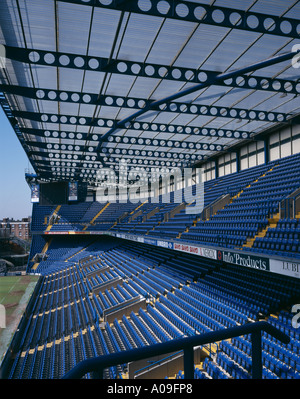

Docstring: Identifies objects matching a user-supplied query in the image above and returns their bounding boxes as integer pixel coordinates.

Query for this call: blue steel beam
[26,152,180,172]
[25,138,227,153]
[26,146,211,162]
[95,50,300,148]
[28,157,184,170]
[1,84,292,123]
[4,46,299,95]
[12,110,251,141]
[19,127,251,141]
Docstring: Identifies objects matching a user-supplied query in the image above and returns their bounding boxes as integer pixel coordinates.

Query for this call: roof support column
[236,149,241,173]
[215,161,219,180]
[264,138,270,165]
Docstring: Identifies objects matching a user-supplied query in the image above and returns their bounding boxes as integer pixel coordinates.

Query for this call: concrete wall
[104,298,147,323]
[129,346,203,379]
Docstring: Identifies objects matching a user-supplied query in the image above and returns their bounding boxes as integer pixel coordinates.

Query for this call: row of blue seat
[7,233,300,379]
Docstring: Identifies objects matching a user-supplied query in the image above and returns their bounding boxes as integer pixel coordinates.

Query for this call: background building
[0,217,31,241]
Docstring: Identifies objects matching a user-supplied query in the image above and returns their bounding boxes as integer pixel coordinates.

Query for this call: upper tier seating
[247,218,300,259]
[30,152,300,259]
[181,153,300,250]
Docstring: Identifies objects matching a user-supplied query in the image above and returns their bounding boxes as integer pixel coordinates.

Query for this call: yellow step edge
[243,225,270,248]
[129,200,147,215]
[65,242,92,261]
[83,202,110,230]
[46,205,62,232]
[31,238,52,270]
[22,325,95,355]
[243,212,281,249]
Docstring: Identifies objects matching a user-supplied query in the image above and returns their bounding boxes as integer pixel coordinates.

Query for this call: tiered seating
[210,309,300,380]
[129,203,176,236]
[249,218,300,258]
[109,200,152,233]
[79,202,108,223]
[175,314,300,380]
[125,163,273,240]
[201,262,300,316]
[181,154,300,249]
[31,204,55,231]
[86,202,138,231]
[29,236,118,274]
[182,219,265,248]
[197,358,230,379]
[146,207,195,239]
[29,153,300,262]
[31,237,92,273]
[5,154,300,380]
[3,239,300,380]
[27,235,48,271]
[264,311,300,378]
[6,262,129,379]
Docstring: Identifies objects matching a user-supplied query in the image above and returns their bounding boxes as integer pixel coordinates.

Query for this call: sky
[0,106,33,220]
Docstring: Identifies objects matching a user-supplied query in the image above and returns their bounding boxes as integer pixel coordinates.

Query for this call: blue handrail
[62,321,289,379]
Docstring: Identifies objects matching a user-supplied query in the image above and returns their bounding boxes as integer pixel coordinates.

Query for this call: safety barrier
[62,321,289,379]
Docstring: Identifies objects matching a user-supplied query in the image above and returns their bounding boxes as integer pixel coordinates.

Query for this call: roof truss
[0,0,299,184]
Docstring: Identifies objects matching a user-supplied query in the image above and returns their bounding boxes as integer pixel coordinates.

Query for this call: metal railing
[62,321,290,379]
[280,189,300,219]
[201,194,230,221]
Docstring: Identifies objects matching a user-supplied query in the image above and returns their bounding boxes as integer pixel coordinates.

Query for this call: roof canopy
[0,0,300,185]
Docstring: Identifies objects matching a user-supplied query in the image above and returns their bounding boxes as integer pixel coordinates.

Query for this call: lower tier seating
[2,238,300,380]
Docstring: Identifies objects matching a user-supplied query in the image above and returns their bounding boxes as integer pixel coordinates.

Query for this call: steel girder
[58,0,300,39]
[12,110,250,141]
[27,152,188,171]
[95,50,298,149]
[25,137,227,153]
[2,1,299,183]
[2,84,291,124]
[19,127,251,141]
[4,46,299,96]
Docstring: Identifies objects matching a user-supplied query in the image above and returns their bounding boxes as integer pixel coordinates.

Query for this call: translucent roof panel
[0,0,299,183]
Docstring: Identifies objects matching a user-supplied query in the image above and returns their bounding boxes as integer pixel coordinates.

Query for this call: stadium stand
[2,239,300,379]
[27,153,300,255]
[1,0,300,382]
[2,155,300,380]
